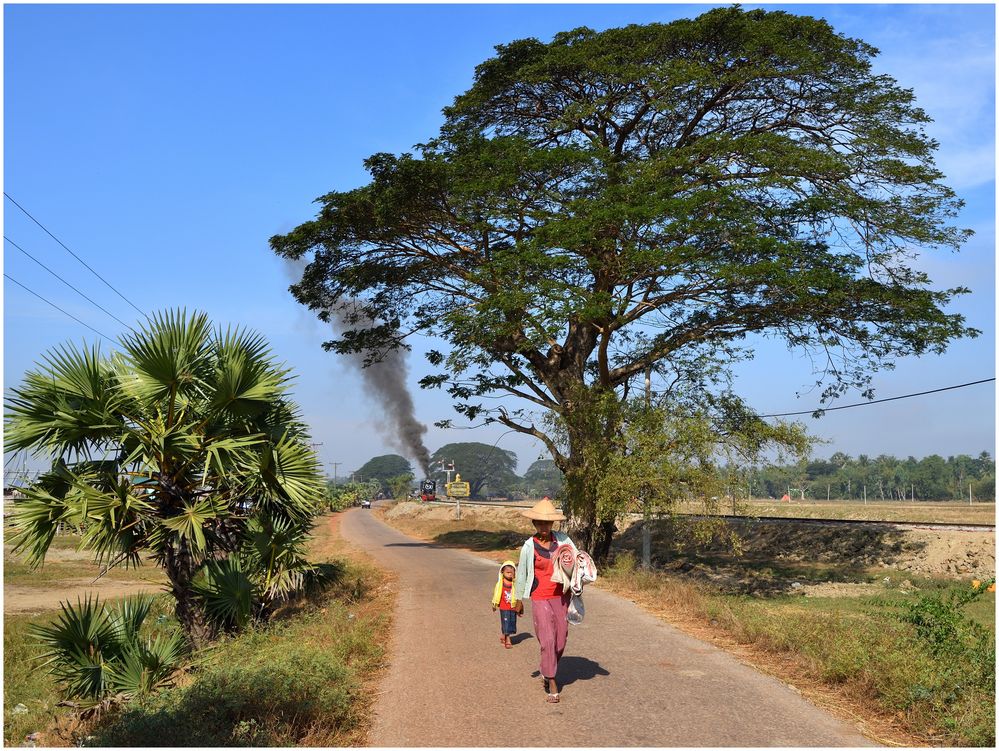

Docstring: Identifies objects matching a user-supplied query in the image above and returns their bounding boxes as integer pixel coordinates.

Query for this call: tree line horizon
[347,444,996,503]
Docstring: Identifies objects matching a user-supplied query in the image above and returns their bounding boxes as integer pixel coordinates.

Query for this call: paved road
[340,507,875,747]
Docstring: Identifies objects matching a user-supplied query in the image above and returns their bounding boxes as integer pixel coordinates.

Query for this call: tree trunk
[164,539,213,647]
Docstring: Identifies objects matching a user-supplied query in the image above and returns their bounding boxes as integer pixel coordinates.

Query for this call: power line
[760,378,996,418]
[5,236,134,330]
[4,272,115,343]
[4,192,146,316]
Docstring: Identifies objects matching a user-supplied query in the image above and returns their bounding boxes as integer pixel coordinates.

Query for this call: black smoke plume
[329,302,432,476]
[281,259,432,475]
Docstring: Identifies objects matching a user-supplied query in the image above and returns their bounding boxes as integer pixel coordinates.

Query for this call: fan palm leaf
[4,343,121,454]
[118,309,213,408]
[104,629,186,698]
[193,559,255,630]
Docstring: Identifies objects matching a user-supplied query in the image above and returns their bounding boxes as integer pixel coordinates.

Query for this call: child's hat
[499,559,517,571]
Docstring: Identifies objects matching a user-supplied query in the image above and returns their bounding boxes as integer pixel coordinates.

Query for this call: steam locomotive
[419,479,437,502]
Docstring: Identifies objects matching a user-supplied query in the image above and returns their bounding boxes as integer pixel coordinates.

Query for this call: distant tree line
[344,446,995,504]
[750,452,995,502]
[345,447,564,500]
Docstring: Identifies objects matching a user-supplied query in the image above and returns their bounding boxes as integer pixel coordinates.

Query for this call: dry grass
[700,498,995,525]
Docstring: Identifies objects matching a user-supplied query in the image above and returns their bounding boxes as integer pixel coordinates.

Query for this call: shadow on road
[435,529,525,551]
[556,655,610,687]
[510,632,534,645]
[384,542,436,548]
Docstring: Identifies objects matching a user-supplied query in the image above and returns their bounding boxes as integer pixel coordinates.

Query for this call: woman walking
[514,497,577,703]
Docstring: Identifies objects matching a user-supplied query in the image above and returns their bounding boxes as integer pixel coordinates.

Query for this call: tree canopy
[430,442,519,498]
[272,7,976,557]
[354,454,414,493]
[522,459,564,498]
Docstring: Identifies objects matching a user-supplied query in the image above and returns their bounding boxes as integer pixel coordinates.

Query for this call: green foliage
[429,442,519,498]
[28,594,185,709]
[91,560,389,747]
[879,579,995,662]
[387,473,415,499]
[595,398,812,522]
[326,480,380,510]
[4,309,326,641]
[273,8,976,551]
[755,451,995,500]
[521,459,564,498]
[353,454,413,494]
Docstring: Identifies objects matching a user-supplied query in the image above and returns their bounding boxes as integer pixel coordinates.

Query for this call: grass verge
[3,513,394,747]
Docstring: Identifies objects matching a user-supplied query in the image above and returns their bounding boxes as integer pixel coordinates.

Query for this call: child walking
[491,560,523,648]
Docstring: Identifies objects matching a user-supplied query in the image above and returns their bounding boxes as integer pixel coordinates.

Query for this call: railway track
[416,499,995,533]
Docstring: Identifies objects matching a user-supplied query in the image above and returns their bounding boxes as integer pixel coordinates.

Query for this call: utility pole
[330,462,341,487]
[642,365,652,570]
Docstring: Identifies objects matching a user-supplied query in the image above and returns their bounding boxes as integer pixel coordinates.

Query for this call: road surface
[340,507,874,747]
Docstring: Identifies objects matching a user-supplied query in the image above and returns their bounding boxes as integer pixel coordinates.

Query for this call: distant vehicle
[361,499,372,509]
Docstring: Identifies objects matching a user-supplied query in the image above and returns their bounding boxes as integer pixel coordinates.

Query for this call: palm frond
[104,594,154,645]
[208,326,291,419]
[158,497,228,554]
[118,309,213,407]
[193,559,256,630]
[105,630,185,698]
[255,433,325,519]
[28,596,117,700]
[4,342,121,454]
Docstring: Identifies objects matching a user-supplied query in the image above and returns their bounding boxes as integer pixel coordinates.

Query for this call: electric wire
[759,378,996,418]
[5,236,134,330]
[4,192,146,316]
[4,273,115,343]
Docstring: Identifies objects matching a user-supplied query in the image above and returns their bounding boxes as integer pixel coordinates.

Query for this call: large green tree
[272,8,975,558]
[521,459,564,498]
[4,310,325,643]
[430,442,519,498]
[354,454,413,493]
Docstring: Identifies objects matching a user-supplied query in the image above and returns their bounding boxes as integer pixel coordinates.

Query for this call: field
[467,497,995,525]
[704,497,996,525]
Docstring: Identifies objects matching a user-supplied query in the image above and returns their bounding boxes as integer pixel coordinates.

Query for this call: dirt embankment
[386,502,995,582]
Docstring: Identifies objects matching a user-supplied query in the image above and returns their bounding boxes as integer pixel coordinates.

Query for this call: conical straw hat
[521,497,565,521]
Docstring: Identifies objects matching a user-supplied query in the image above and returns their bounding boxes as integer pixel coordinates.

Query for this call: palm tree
[5,310,325,644]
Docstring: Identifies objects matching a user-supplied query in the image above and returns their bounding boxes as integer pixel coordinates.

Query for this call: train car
[419,479,437,502]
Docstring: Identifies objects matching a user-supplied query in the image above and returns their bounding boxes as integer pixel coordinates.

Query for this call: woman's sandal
[542,678,560,703]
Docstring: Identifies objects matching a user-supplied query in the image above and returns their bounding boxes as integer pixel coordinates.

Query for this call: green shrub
[90,560,386,746]
[28,594,185,709]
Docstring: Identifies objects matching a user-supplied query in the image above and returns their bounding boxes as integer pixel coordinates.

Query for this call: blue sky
[4,3,995,478]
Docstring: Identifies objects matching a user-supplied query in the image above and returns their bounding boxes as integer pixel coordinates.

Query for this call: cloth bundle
[551,543,598,625]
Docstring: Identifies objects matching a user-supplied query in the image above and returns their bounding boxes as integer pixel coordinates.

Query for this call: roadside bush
[872,580,995,745]
[94,638,357,746]
[89,557,387,746]
[28,594,185,710]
